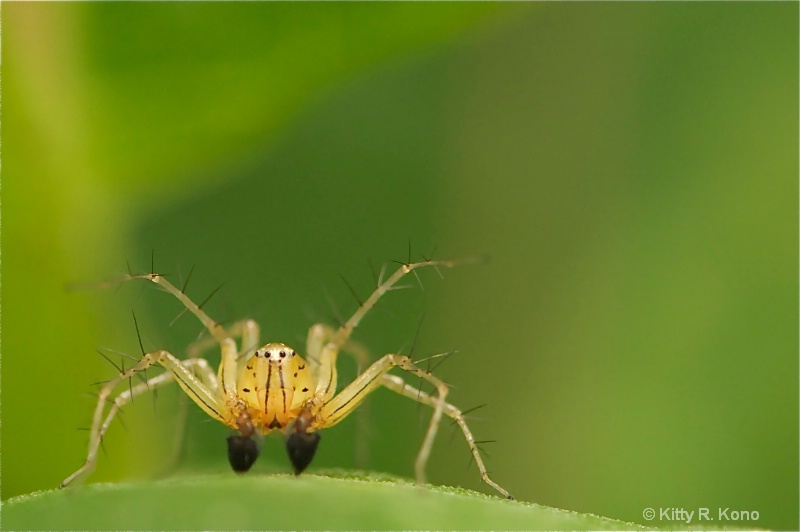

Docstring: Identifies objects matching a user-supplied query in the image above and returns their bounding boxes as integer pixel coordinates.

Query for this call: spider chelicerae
[60,257,512,499]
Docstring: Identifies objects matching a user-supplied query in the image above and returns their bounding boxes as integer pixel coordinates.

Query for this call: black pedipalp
[227,434,260,473]
[285,431,320,475]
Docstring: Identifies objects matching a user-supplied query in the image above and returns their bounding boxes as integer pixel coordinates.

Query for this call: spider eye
[285,431,321,475]
[227,434,260,473]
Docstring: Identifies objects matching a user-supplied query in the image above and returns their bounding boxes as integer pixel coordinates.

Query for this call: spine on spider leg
[129,273,228,345]
[334,258,464,346]
[314,258,466,402]
[60,351,160,489]
[69,266,229,346]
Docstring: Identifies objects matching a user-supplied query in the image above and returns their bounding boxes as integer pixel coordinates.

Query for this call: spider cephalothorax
[223,342,321,474]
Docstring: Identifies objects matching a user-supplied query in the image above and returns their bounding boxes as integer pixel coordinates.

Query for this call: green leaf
[3,471,646,531]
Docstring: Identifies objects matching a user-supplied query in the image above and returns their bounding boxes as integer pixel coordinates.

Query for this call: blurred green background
[3,2,797,529]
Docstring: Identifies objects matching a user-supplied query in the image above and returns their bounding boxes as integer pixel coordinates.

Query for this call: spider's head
[237,343,316,432]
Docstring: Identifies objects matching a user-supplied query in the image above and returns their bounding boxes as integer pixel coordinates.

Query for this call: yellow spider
[60,258,512,499]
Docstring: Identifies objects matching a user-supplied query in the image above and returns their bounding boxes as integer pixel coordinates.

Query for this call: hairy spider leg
[298,258,511,498]
[167,319,261,474]
[186,319,261,361]
[127,273,241,402]
[306,323,372,466]
[312,259,461,405]
[303,260,461,470]
[379,374,513,499]
[308,352,512,499]
[60,353,221,488]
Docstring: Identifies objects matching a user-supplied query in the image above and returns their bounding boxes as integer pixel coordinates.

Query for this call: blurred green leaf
[3,472,645,531]
[15,2,507,199]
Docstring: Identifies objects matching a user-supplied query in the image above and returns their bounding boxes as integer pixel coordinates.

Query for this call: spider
[60,257,512,499]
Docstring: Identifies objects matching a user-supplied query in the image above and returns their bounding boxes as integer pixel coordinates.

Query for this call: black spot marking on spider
[302,387,308,392]
[242,387,251,393]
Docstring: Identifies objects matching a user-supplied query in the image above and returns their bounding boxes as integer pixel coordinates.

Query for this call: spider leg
[306,323,372,466]
[306,323,371,397]
[61,352,224,488]
[127,274,250,407]
[112,275,257,475]
[169,320,259,476]
[379,374,513,500]
[313,259,462,401]
[312,353,512,499]
[128,273,230,344]
[186,319,261,361]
